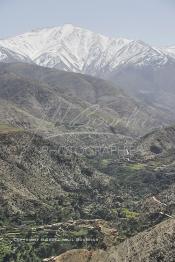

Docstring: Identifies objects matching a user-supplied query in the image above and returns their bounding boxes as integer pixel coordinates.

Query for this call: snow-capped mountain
[0,24,173,75]
[1,24,175,113]
[0,46,32,64]
[164,46,175,59]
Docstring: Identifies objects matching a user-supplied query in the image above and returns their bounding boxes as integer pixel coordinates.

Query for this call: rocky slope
[50,218,175,262]
[0,62,174,140]
[135,125,175,159]
[110,218,175,262]
[1,124,175,261]
[0,60,175,260]
[0,129,115,220]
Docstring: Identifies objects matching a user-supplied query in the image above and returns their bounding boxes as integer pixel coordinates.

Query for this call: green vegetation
[0,222,103,261]
[70,228,88,237]
[100,159,112,168]
[122,208,139,219]
[126,163,145,171]
[0,241,12,262]
[0,123,22,134]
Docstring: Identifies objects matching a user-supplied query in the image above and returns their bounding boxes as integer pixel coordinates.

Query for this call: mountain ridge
[1,24,175,113]
[0,24,173,73]
[0,62,174,138]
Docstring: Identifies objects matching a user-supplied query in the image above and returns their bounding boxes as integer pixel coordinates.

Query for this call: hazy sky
[0,0,175,46]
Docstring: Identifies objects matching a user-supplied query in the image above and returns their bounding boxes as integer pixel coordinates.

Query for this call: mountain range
[1,62,174,140]
[1,25,175,261]
[1,24,175,112]
[0,24,174,73]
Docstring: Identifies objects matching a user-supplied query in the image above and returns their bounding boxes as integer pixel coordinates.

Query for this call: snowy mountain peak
[62,23,75,31]
[0,24,172,74]
[163,46,175,58]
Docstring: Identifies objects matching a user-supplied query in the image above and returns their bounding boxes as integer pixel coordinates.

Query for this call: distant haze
[1,0,175,46]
